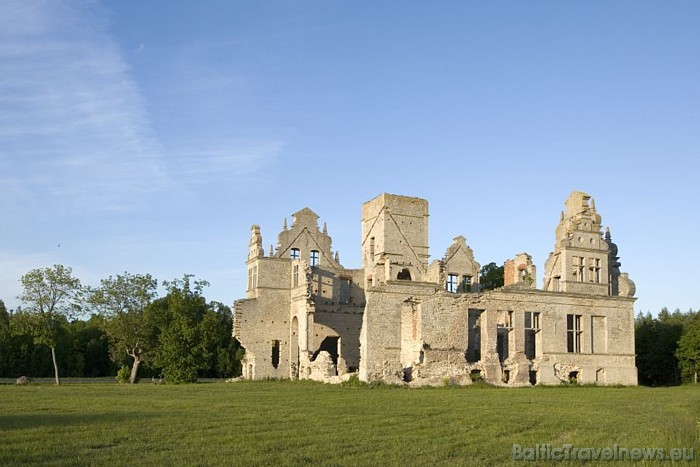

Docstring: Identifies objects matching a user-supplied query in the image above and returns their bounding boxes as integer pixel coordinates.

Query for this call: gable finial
[283,217,288,230]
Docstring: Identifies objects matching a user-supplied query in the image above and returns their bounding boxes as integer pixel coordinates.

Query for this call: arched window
[397,268,411,281]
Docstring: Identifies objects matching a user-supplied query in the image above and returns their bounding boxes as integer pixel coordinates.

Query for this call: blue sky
[1,1,699,315]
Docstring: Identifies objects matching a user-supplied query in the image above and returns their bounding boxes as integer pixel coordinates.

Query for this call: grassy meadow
[1,380,698,466]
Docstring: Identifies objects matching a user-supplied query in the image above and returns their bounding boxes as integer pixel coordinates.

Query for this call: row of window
[290,248,319,266]
[446,274,473,293]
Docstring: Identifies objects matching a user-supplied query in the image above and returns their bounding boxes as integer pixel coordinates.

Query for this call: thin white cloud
[170,141,284,182]
[0,0,169,214]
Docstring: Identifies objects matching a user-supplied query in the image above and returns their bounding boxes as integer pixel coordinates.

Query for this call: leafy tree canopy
[479,262,504,291]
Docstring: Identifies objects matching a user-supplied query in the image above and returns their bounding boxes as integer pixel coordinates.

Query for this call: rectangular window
[553,276,560,292]
[446,274,458,293]
[567,314,582,353]
[524,311,541,360]
[310,250,319,267]
[271,340,280,368]
[247,266,258,290]
[290,248,300,259]
[293,264,299,287]
[460,275,472,292]
[594,258,601,283]
[340,278,351,303]
[572,257,584,282]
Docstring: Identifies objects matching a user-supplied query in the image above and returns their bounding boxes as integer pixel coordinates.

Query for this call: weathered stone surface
[16,376,33,385]
[233,191,637,386]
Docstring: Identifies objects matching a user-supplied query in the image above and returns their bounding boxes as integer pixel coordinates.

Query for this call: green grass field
[1,381,698,466]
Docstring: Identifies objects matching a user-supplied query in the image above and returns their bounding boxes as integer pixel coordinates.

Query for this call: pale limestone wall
[234,287,291,380]
[234,190,638,387]
[358,286,636,386]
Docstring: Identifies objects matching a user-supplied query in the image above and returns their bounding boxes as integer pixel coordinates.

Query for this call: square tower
[361,194,429,284]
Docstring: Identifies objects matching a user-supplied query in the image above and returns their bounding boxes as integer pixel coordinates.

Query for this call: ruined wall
[235,190,638,387]
[234,287,291,380]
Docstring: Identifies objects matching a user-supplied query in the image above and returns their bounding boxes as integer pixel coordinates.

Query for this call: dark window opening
[502,369,510,384]
[525,330,536,360]
[568,371,579,384]
[310,250,320,267]
[397,268,411,280]
[529,370,538,386]
[271,340,280,368]
[497,328,509,362]
[524,311,540,360]
[460,275,472,292]
[567,314,582,353]
[290,248,300,259]
[466,309,483,363]
[403,367,413,383]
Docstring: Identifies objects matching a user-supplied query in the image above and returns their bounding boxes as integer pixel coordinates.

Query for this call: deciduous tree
[148,275,214,383]
[677,317,700,384]
[479,262,504,291]
[88,273,157,383]
[18,265,82,385]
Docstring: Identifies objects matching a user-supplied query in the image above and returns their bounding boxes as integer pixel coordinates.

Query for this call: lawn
[1,381,698,466]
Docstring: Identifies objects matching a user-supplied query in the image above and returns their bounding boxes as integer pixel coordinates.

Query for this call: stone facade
[233,191,637,386]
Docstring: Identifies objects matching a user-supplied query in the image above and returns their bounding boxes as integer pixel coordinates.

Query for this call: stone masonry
[233,191,637,386]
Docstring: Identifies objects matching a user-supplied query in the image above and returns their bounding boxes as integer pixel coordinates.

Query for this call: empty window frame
[290,248,300,259]
[524,311,541,360]
[271,340,280,368]
[293,264,299,287]
[567,314,582,353]
[460,275,472,292]
[310,250,320,267]
[446,274,458,293]
[588,258,601,283]
[572,256,585,282]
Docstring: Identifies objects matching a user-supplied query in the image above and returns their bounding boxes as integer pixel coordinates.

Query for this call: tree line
[0,265,243,384]
[636,307,700,385]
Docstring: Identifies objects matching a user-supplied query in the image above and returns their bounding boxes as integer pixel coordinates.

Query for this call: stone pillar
[480,308,502,383]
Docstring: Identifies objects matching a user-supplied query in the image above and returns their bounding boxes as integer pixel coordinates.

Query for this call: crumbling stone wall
[234,190,638,386]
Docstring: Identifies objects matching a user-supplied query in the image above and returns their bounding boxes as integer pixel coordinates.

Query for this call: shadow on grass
[0,411,156,431]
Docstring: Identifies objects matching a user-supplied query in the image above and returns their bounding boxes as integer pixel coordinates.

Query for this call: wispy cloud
[169,141,284,183]
[0,0,168,214]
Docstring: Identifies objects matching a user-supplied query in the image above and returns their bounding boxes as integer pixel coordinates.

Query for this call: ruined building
[233,191,637,386]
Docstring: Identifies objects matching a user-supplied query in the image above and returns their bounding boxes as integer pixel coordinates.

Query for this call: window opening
[271,340,280,368]
[567,314,582,353]
[446,274,458,293]
[310,250,319,267]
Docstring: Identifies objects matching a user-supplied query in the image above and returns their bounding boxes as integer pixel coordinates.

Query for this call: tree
[148,275,215,383]
[18,265,82,385]
[677,317,700,384]
[479,262,504,291]
[88,273,158,383]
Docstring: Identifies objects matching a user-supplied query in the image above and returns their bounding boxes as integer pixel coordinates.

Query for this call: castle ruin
[233,191,637,386]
